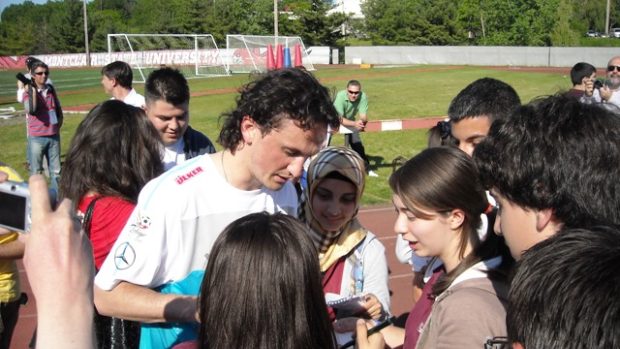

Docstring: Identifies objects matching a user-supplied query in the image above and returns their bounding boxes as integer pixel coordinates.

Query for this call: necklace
[221,151,229,183]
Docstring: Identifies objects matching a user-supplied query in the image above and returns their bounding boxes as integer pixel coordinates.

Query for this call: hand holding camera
[0,179,57,233]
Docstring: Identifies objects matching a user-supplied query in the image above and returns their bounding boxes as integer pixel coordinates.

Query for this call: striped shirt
[24,85,62,137]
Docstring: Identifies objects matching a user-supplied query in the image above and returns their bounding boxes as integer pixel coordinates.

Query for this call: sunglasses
[34,71,49,76]
[347,90,360,95]
[607,65,620,72]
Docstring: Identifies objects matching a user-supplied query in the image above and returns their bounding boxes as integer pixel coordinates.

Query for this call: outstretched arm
[94,282,198,323]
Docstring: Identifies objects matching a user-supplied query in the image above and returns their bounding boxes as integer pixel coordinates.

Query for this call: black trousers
[344,132,370,171]
[0,298,20,349]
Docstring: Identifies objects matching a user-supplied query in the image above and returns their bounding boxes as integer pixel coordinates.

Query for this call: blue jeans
[28,134,61,191]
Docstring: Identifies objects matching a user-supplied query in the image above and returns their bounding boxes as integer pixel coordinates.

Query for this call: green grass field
[0,65,570,205]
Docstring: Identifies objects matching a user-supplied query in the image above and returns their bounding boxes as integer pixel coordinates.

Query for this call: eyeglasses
[34,71,49,76]
[484,336,509,349]
[607,65,620,72]
[347,90,360,95]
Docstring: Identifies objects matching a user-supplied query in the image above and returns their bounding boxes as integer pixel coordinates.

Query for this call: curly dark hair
[59,100,163,203]
[218,68,339,150]
[474,94,620,228]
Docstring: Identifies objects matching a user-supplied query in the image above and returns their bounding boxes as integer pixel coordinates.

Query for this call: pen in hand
[340,316,394,349]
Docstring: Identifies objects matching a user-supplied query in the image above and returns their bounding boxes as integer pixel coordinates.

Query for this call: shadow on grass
[368,154,408,173]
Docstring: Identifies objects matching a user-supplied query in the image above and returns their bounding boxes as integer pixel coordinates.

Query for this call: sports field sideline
[0,64,571,205]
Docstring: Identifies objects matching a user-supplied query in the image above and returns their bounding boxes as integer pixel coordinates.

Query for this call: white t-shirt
[95,154,298,292]
[122,88,146,108]
[162,139,186,171]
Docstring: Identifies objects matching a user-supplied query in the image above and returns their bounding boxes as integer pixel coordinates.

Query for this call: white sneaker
[368,170,379,177]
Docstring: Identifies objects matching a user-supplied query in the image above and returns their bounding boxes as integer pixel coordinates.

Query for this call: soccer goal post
[226,35,314,74]
[107,33,230,83]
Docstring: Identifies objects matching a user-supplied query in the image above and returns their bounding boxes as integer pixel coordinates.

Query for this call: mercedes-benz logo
[114,242,136,270]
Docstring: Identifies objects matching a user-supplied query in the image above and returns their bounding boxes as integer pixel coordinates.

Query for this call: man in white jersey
[143,68,216,170]
[101,60,146,108]
[94,68,340,348]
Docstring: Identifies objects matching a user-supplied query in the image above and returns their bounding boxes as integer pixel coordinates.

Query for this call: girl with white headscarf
[300,146,390,345]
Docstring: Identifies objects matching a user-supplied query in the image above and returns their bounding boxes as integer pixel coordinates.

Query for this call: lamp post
[605,0,611,36]
[274,0,278,38]
[83,0,90,67]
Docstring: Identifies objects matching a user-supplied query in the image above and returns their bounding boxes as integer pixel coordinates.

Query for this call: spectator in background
[598,55,620,107]
[333,80,378,177]
[505,226,620,349]
[474,94,620,259]
[16,57,53,103]
[566,62,598,101]
[448,78,521,157]
[23,60,62,192]
[101,61,146,108]
[143,68,215,170]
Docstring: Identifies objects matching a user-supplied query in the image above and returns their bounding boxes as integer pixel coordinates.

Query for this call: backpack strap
[82,197,103,239]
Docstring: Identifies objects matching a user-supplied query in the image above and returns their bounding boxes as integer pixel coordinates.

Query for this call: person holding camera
[567,62,599,103]
[598,56,620,108]
[23,60,63,192]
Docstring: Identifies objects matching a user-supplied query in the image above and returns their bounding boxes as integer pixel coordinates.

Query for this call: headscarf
[300,146,368,272]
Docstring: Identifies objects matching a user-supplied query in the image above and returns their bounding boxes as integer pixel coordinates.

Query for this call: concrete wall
[345,46,620,68]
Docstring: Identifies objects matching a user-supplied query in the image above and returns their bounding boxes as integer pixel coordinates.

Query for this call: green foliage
[89,9,126,52]
[551,0,580,46]
[49,0,85,53]
[1,0,620,56]
[282,1,347,46]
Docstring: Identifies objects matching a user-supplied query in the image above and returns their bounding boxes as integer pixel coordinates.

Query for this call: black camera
[16,72,32,86]
[594,79,604,89]
[16,57,43,86]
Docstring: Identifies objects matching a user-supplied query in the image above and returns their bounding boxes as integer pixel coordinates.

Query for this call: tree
[89,9,127,52]
[551,0,580,45]
[49,0,85,53]
[281,0,346,46]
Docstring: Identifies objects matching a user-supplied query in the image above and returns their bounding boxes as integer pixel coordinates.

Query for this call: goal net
[107,34,230,83]
[226,35,314,73]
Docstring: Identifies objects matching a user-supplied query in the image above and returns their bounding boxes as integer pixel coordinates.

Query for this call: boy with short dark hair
[448,78,520,157]
[474,94,620,259]
[100,61,145,108]
[506,226,620,349]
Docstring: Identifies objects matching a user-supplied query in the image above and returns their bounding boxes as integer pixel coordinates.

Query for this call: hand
[24,175,95,348]
[24,175,94,307]
[362,294,384,320]
[355,120,366,131]
[600,85,612,101]
[584,79,594,97]
[355,319,385,349]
